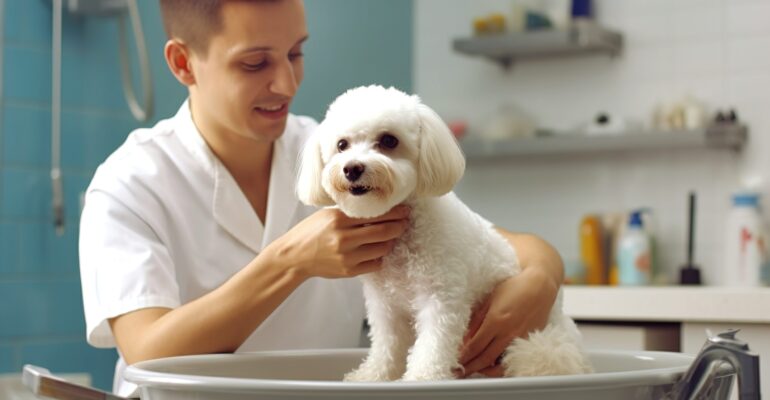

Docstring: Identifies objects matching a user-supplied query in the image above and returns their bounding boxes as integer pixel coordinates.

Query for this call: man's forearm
[112,251,306,364]
[495,227,565,287]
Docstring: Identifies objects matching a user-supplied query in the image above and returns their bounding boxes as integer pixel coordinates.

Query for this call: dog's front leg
[344,279,414,382]
[402,293,470,381]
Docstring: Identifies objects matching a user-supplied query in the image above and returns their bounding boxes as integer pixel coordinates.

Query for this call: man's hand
[265,205,410,280]
[458,266,559,377]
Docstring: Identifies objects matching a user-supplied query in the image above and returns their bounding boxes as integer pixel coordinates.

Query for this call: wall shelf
[460,124,748,161]
[452,22,623,68]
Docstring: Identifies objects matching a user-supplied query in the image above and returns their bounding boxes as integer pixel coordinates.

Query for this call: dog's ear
[296,131,335,206]
[415,103,465,197]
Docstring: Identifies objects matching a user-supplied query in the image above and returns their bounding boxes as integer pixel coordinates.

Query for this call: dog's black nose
[343,162,365,182]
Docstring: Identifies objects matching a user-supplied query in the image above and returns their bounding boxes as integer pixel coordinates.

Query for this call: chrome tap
[677,329,761,400]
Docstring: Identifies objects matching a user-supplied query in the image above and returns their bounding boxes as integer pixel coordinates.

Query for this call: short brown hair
[159,0,226,56]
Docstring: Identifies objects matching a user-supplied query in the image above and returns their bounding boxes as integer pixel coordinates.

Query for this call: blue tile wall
[19,222,80,276]
[0,222,20,274]
[60,110,137,170]
[3,45,52,104]
[0,280,84,337]
[0,0,412,393]
[0,345,13,373]
[3,0,51,46]
[0,167,51,220]
[60,18,135,113]
[2,105,51,167]
[295,0,414,120]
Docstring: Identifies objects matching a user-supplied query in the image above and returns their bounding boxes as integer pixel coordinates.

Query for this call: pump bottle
[617,211,652,286]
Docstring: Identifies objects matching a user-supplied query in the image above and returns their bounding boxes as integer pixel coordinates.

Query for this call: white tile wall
[414,0,770,285]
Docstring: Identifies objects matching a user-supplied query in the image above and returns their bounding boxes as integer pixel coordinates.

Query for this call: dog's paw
[401,367,455,381]
[343,365,398,382]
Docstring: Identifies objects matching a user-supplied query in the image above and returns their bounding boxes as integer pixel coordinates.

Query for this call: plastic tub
[123,348,733,400]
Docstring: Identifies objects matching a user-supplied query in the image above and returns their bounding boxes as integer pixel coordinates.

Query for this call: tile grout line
[0,0,6,223]
[13,343,21,372]
[3,99,142,120]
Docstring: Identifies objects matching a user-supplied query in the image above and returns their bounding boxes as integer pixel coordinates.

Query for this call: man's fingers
[464,299,490,343]
[353,241,395,264]
[351,258,385,276]
[348,220,408,246]
[459,323,494,365]
[462,336,509,377]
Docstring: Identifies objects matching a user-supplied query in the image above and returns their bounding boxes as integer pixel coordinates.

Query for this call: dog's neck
[399,195,441,225]
[402,195,426,212]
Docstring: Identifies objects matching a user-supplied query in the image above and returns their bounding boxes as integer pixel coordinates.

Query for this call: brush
[680,191,702,285]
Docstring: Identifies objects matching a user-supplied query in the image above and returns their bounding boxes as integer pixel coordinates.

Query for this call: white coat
[79,101,365,397]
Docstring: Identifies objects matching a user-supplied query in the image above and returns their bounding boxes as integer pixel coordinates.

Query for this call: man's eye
[337,139,349,152]
[242,61,267,71]
[289,52,304,61]
[379,134,399,149]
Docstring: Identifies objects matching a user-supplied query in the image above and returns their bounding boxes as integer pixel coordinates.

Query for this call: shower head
[48,0,154,122]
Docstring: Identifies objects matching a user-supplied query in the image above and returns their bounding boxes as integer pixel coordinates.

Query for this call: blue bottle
[618,211,652,286]
[571,0,593,19]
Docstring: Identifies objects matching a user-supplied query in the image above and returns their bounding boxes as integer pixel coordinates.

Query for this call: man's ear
[164,39,195,86]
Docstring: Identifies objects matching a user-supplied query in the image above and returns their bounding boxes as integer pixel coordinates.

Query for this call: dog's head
[297,85,465,218]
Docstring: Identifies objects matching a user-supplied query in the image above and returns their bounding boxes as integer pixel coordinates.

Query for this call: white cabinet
[577,322,679,352]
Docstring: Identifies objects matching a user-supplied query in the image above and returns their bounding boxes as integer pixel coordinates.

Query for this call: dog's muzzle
[349,185,372,196]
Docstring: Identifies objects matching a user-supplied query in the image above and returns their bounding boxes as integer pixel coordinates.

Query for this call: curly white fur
[297,85,592,381]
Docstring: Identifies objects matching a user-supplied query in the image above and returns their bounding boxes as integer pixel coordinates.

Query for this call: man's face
[190,0,307,143]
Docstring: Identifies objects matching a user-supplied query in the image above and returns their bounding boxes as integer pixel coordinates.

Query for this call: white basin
[124,348,734,400]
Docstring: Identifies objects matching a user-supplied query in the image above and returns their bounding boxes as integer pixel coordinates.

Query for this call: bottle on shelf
[580,214,607,285]
[617,210,652,286]
[723,192,768,287]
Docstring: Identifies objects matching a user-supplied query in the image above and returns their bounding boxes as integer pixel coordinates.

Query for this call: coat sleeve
[79,189,180,348]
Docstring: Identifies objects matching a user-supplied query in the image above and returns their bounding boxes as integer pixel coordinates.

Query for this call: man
[79,1,564,396]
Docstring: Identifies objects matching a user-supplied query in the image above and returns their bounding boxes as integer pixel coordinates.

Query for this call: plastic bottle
[580,214,606,285]
[640,209,663,284]
[617,210,652,286]
[723,193,768,286]
[601,212,625,286]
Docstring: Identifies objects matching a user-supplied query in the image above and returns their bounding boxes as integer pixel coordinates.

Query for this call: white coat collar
[175,100,298,254]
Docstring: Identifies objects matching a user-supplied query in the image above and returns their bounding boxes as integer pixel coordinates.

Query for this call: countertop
[562,286,770,323]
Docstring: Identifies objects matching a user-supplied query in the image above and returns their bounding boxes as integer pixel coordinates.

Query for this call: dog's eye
[337,139,349,152]
[379,134,399,149]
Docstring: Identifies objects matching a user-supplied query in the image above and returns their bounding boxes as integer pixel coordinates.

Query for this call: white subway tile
[672,39,725,77]
[726,2,770,36]
[727,36,770,74]
[671,6,724,41]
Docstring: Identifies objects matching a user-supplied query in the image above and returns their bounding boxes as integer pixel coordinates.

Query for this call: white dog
[297,85,592,381]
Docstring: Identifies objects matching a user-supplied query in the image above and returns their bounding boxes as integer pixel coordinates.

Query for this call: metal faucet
[677,329,761,400]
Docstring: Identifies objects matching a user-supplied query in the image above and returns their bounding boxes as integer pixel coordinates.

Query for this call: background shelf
[453,22,623,67]
[460,124,748,161]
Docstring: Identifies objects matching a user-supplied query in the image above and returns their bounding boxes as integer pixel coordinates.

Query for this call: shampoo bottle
[617,210,652,286]
[724,192,768,286]
[580,214,607,285]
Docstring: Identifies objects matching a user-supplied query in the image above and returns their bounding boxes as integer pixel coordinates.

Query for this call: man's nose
[270,59,299,98]
[343,162,365,182]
